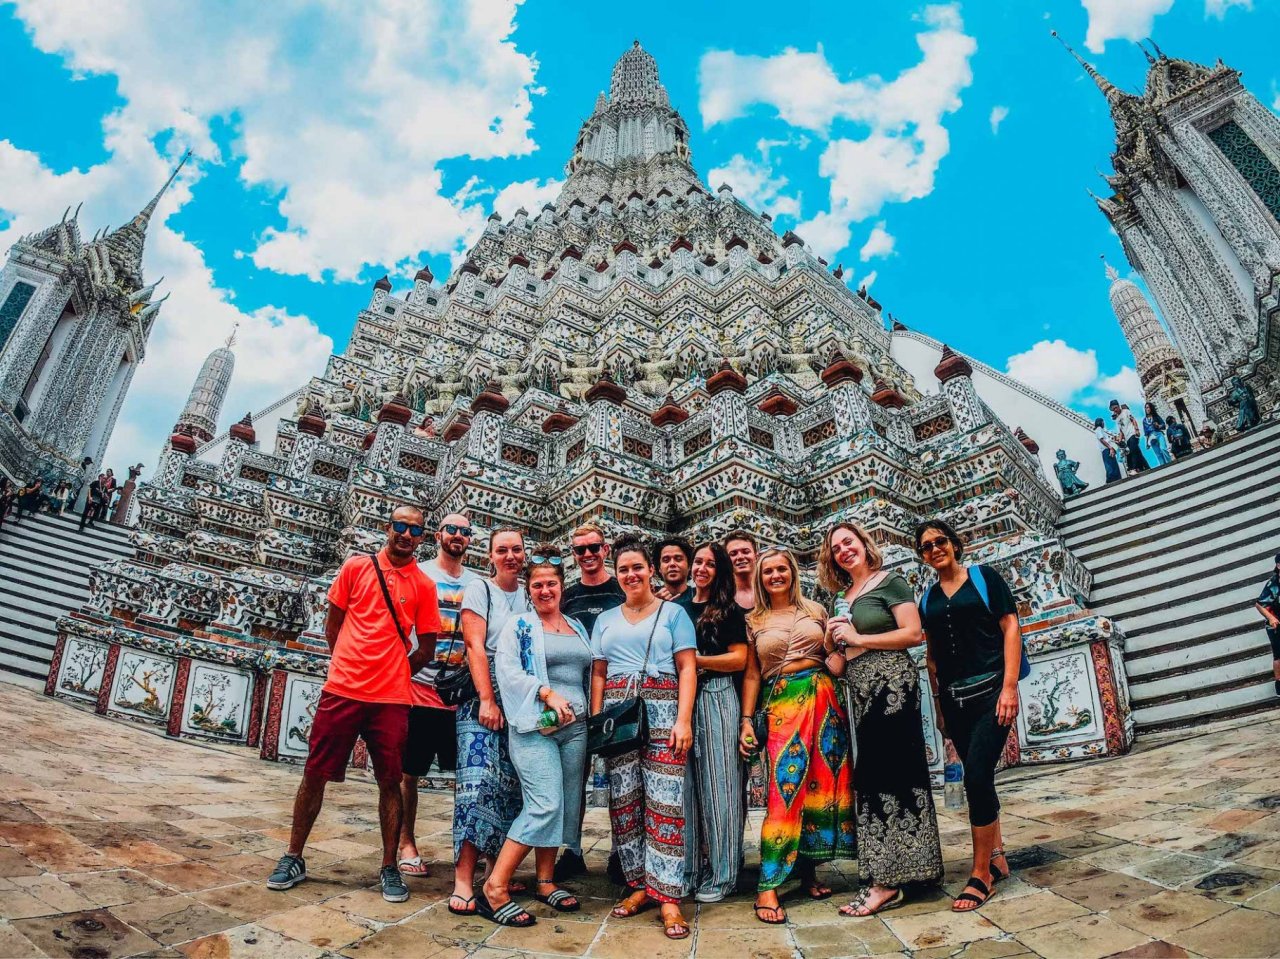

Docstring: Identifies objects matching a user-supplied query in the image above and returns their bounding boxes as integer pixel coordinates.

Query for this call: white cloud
[11,0,544,282]
[1004,339,1142,409]
[1080,0,1174,53]
[858,221,896,262]
[858,270,879,291]
[0,140,334,472]
[989,105,1009,134]
[1205,0,1252,18]
[490,178,564,220]
[706,154,802,219]
[700,4,976,259]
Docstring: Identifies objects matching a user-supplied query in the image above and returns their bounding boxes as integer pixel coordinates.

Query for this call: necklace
[624,596,658,614]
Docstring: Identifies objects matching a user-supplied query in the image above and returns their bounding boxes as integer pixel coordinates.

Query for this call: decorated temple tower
[0,154,186,484]
[1059,36,1280,425]
[175,326,238,446]
[49,46,1133,773]
[1103,260,1203,425]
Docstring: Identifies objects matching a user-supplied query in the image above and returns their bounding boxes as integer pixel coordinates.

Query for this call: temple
[66,40,1280,775]
[0,155,186,487]
[1059,34,1280,425]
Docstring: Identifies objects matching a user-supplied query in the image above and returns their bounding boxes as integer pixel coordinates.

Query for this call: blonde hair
[816,521,883,593]
[571,521,606,542]
[748,546,811,628]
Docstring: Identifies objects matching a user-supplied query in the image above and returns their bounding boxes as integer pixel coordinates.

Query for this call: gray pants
[683,675,744,900]
[507,719,587,849]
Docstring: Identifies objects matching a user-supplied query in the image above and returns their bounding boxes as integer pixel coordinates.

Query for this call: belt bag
[587,602,664,757]
[946,671,1001,706]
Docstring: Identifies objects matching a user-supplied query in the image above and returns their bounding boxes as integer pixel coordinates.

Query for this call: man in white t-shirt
[398,512,479,876]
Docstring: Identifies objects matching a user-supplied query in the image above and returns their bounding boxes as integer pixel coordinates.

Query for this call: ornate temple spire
[175,323,236,445]
[101,149,191,291]
[1051,31,1124,106]
[1102,256,1188,406]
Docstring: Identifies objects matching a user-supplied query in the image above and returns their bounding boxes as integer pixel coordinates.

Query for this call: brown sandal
[663,911,690,939]
[611,889,654,918]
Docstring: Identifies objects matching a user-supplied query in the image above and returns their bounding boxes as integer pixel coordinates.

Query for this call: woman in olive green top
[819,522,942,917]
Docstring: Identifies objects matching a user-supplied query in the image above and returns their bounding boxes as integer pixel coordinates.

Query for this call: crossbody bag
[369,554,413,656]
[433,581,496,707]
[586,601,665,758]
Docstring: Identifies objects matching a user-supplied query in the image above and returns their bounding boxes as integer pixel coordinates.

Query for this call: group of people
[268,505,1029,938]
[1093,399,1206,484]
[0,459,131,535]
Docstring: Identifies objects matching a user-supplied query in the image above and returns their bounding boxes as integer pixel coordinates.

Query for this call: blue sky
[0,0,1276,470]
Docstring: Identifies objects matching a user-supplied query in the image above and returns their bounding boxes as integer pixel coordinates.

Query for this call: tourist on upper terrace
[13,477,42,522]
[739,545,853,924]
[1143,402,1172,466]
[0,477,12,532]
[97,468,117,522]
[1197,423,1219,450]
[591,536,697,940]
[479,546,592,927]
[398,513,480,878]
[47,479,72,514]
[78,475,102,532]
[1094,417,1122,484]
[266,504,441,904]
[556,521,624,881]
[1167,416,1194,458]
[916,519,1022,912]
[724,530,759,611]
[1252,553,1280,696]
[1110,400,1149,474]
[451,528,532,916]
[682,541,748,903]
[653,536,695,613]
[821,522,942,917]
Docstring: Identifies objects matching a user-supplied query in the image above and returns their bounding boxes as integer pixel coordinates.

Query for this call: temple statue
[1054,450,1089,498]
[1226,376,1261,431]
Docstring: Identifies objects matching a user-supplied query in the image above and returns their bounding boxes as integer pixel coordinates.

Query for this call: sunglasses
[917,537,950,554]
[439,524,473,537]
[530,554,563,566]
[391,521,425,537]
[572,543,604,556]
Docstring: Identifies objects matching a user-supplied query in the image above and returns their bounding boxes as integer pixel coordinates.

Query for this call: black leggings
[1267,626,1280,660]
[940,686,1011,828]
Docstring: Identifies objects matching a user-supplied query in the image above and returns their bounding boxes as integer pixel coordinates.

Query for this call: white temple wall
[890,331,1105,490]
[1172,185,1257,314]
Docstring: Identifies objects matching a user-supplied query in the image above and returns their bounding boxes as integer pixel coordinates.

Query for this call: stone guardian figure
[1054,449,1089,498]
[1226,376,1261,432]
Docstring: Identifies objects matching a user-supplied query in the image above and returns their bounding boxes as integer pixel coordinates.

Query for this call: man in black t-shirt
[556,522,625,881]
[560,522,625,636]
[653,536,695,613]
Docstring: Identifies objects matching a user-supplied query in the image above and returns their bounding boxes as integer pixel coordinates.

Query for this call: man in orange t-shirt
[267,504,441,904]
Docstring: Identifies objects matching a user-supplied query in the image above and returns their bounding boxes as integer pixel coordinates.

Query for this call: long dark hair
[693,542,737,651]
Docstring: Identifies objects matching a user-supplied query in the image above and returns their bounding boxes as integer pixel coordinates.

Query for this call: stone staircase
[1057,418,1280,733]
[0,511,133,686]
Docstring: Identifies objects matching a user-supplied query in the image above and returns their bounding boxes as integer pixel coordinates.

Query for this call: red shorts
[303,690,409,784]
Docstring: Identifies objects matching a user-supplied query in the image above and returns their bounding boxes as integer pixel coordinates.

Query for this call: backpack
[921,565,1031,681]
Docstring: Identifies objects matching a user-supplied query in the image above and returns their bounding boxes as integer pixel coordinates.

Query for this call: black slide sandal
[476,891,537,927]
[952,876,993,912]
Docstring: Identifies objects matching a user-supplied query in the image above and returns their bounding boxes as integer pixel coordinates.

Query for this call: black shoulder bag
[434,581,491,707]
[587,601,664,758]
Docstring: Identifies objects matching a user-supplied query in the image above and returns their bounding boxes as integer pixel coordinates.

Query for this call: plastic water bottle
[944,762,965,810]
[834,597,851,620]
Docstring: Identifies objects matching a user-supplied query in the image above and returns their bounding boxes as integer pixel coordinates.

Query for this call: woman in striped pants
[682,542,749,902]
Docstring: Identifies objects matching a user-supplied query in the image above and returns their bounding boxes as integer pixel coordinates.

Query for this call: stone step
[1059,436,1280,539]
[1132,676,1278,730]
[0,553,95,597]
[1128,647,1275,703]
[0,649,47,683]
[5,511,135,553]
[0,563,91,606]
[1094,562,1273,621]
[0,524,134,568]
[1125,621,1265,675]
[1123,603,1260,651]
[0,585,82,625]
[1085,513,1280,581]
[0,620,58,655]
[1108,580,1259,638]
[1090,536,1278,606]
[1061,420,1280,523]
[0,538,130,581]
[1061,466,1280,557]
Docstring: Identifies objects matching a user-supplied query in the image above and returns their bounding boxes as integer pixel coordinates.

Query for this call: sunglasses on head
[917,537,950,555]
[439,523,473,537]
[391,520,425,537]
[530,554,563,566]
[572,543,603,556]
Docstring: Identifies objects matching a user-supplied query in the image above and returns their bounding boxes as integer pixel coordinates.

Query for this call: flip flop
[475,891,536,927]
[447,894,476,916]
[754,903,787,924]
[840,887,905,917]
[399,856,429,876]
[535,880,580,913]
[952,876,994,912]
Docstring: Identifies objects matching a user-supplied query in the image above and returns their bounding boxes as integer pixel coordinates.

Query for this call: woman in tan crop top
[738,547,856,925]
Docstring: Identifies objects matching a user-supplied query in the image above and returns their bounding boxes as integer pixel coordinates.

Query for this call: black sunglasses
[391,520,425,537]
[572,543,603,556]
[917,537,950,554]
[439,523,473,537]
[530,554,563,566]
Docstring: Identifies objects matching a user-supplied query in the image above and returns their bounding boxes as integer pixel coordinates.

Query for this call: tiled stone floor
[1,684,1278,959]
